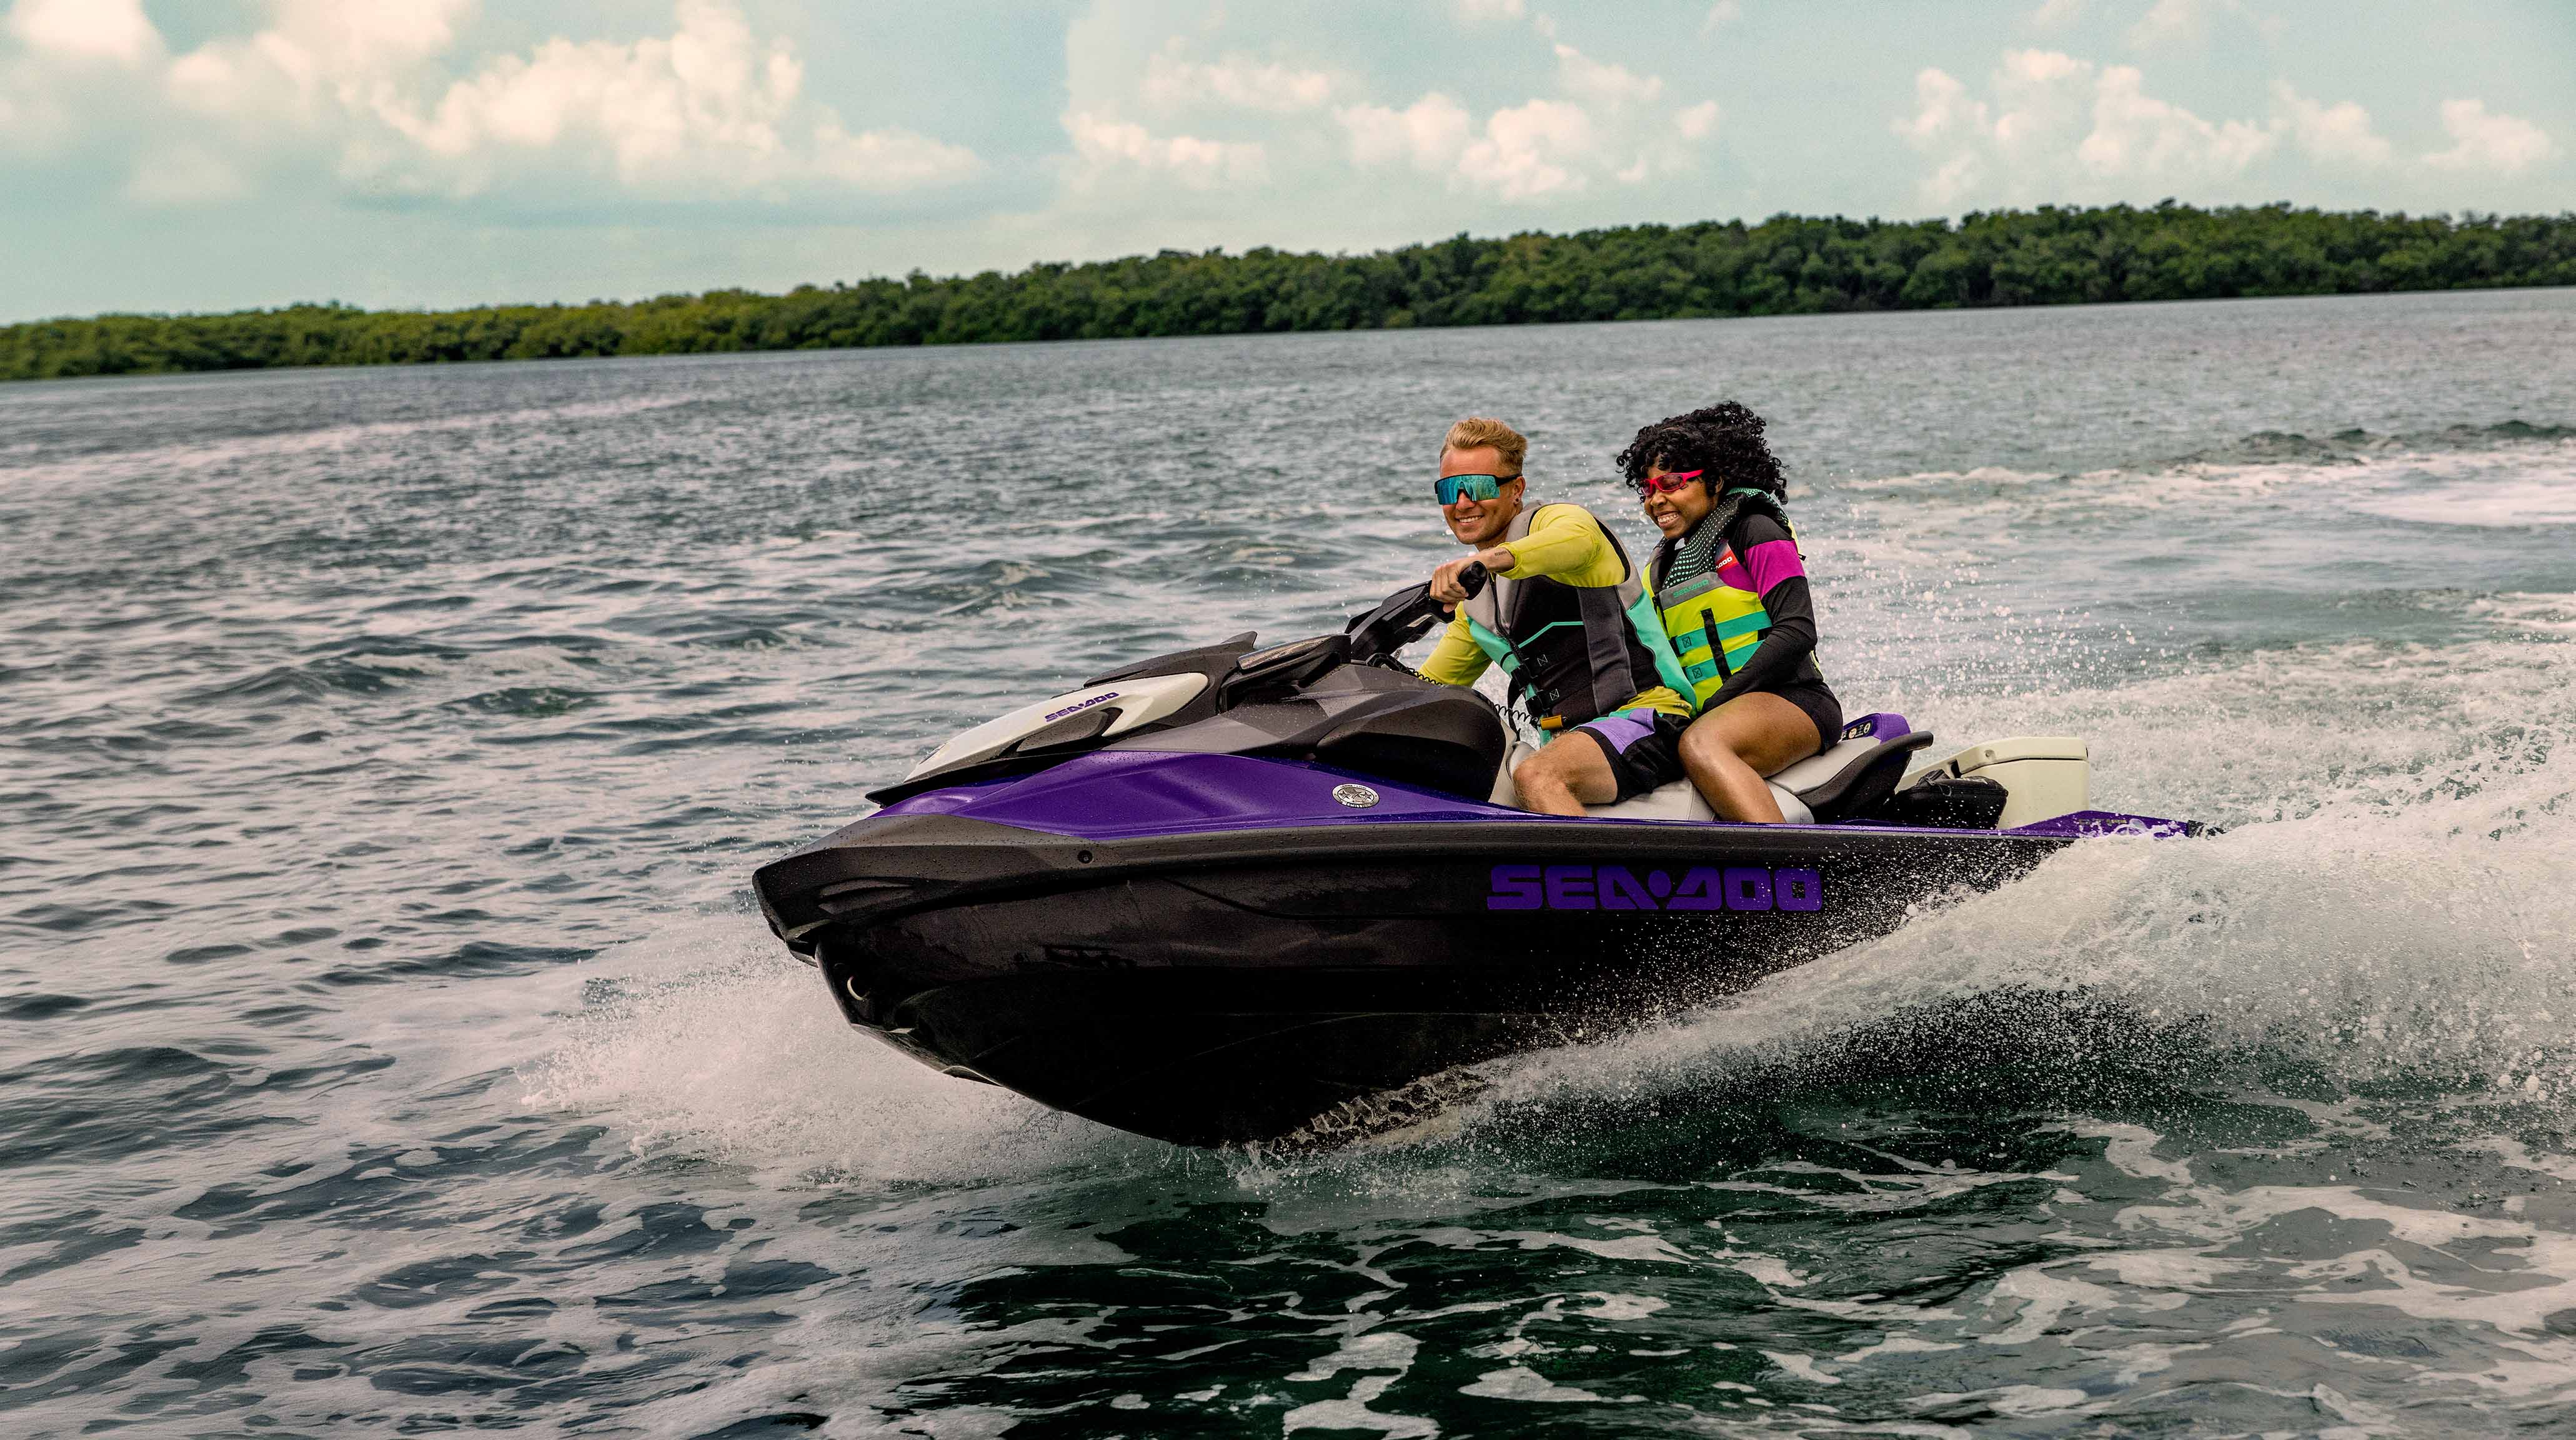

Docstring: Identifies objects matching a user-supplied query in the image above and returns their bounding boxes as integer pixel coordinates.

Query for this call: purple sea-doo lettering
[1486,862,1827,912]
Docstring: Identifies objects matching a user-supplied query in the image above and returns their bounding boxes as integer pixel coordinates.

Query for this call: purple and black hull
[752,751,2182,1147]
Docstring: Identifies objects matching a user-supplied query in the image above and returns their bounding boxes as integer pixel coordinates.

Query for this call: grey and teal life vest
[1647,489,1823,709]
[1459,502,1698,731]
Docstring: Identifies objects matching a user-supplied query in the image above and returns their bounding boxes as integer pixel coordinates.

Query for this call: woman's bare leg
[1678,692,1823,822]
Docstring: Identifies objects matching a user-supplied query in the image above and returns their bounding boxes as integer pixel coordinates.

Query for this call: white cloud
[2423,98,2554,175]
[2126,0,2213,48]
[1458,98,1594,198]
[1701,1,1743,34]
[1338,41,1713,202]
[1065,111,1264,188]
[1337,93,1473,171]
[152,0,477,143]
[2028,0,2082,29]
[2127,0,2278,48]
[6,0,158,66]
[1895,67,1984,151]
[1897,49,2274,206]
[15,0,978,208]
[375,2,815,193]
[2079,62,2272,177]
[1552,43,1658,109]
[2271,82,2390,168]
[1,0,166,157]
[127,140,249,204]
[1141,42,1331,113]
[277,0,473,76]
[810,122,984,192]
[1458,0,1527,20]
[1903,50,2565,208]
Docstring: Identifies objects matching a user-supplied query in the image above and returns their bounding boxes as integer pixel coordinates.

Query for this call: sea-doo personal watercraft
[753,569,2197,1147]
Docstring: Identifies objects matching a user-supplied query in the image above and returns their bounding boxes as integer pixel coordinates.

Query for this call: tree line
[8,202,2573,382]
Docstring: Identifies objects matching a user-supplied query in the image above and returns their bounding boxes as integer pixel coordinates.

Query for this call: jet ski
[752,568,2198,1148]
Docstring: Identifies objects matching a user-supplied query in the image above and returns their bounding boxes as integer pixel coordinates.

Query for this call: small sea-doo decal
[1331,783,1380,808]
[1041,691,1120,722]
[1486,864,1823,912]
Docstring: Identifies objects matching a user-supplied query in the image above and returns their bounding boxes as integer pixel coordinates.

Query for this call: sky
[2,0,2570,321]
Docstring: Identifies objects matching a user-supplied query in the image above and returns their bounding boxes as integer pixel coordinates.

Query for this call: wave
[519,914,1161,1188]
[1415,629,2576,1154]
[2177,419,2574,468]
[1833,421,2576,528]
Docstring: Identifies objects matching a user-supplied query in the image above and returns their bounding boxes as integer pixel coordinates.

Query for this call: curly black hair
[1614,402,1786,499]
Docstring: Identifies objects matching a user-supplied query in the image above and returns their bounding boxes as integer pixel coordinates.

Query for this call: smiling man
[1415,417,1697,816]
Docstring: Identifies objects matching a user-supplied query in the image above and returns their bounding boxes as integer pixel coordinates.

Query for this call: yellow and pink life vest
[1646,490,1823,709]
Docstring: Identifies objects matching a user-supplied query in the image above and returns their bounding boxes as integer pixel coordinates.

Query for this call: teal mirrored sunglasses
[1432,473,1515,505]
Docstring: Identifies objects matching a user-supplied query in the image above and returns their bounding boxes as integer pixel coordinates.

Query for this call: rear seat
[1572,711,1931,824]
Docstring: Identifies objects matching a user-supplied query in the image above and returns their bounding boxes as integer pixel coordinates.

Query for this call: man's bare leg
[1511,732,1621,816]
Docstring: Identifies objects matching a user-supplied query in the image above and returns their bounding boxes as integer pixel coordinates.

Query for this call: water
[4,289,2574,1436]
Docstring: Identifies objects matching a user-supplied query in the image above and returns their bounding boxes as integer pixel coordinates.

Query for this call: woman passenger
[1619,403,1841,822]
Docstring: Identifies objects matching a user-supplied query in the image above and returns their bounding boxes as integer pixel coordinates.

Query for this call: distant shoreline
[7,201,2572,383]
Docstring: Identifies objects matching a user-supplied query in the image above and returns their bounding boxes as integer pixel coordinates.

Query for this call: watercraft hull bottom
[800,826,2068,1146]
[848,969,1574,1147]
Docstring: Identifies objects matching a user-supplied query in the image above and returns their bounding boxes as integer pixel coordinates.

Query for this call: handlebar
[1341,560,1492,666]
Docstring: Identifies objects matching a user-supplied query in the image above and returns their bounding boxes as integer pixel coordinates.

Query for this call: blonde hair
[1441,417,1528,475]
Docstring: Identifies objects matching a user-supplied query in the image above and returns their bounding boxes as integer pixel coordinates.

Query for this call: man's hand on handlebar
[1430,545,1513,605]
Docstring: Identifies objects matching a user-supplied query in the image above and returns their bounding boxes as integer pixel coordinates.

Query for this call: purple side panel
[874,752,2206,843]
[878,751,1517,841]
[2007,809,2199,839]
[1843,712,1910,742]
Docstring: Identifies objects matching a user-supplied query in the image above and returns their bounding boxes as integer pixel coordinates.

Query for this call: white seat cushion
[1769,735,1881,797]
[1584,779,1716,822]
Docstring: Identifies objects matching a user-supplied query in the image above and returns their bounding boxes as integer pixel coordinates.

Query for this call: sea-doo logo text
[1486,864,1823,912]
[1042,691,1119,723]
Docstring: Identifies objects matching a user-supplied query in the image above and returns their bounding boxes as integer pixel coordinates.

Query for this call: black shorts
[1566,708,1692,802]
[1768,681,1844,754]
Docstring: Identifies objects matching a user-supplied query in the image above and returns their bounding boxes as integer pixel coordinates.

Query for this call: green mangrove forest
[8,202,2574,381]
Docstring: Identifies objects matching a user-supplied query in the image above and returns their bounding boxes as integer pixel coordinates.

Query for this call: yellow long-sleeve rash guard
[1416,502,1689,718]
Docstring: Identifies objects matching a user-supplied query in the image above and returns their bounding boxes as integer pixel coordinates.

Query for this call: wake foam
[1438,632,2576,1143]
[520,913,1145,1185]
[1827,424,2576,531]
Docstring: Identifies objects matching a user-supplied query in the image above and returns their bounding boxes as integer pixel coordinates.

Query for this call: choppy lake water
[6,289,2576,1437]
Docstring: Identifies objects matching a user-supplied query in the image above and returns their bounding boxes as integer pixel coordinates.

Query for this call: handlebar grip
[1457,561,1489,599]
